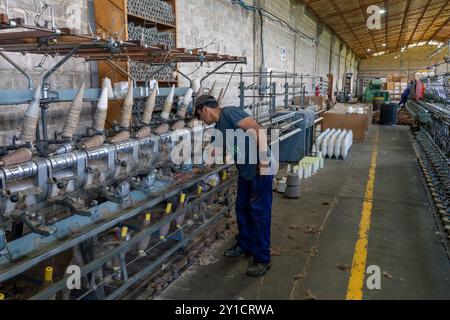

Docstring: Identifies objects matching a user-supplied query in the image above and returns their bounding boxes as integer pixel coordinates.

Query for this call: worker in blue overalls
[195,95,275,277]
[398,85,411,108]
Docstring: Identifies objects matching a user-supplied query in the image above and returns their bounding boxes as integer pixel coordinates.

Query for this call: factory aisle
[159,125,450,300]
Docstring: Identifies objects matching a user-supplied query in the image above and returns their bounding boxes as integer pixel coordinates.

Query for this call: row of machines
[0,76,309,299]
[407,75,449,243]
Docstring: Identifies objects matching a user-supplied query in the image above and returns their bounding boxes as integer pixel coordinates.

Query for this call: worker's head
[195,95,220,124]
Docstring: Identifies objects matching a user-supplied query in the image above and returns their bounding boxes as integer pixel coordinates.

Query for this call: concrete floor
[159,125,450,300]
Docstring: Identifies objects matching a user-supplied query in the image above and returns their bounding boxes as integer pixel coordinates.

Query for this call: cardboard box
[293,96,327,111]
[323,104,372,143]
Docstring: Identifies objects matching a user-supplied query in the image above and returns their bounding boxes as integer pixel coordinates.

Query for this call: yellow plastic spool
[145,213,152,221]
[165,202,173,214]
[180,193,186,204]
[197,186,203,195]
[210,179,216,188]
[159,235,165,240]
[44,266,53,282]
[0,293,4,300]
[222,171,228,181]
[121,226,128,239]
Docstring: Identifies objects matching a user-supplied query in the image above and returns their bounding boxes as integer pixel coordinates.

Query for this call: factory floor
[158,125,450,300]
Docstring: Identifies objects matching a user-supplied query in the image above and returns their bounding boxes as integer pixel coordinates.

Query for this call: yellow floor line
[345,128,379,300]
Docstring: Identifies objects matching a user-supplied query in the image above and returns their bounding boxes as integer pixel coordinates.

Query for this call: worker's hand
[258,161,272,177]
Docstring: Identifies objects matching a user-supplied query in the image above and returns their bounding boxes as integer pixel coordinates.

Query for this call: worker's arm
[237,117,271,174]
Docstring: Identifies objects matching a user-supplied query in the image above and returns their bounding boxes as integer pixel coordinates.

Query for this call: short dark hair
[194,95,218,118]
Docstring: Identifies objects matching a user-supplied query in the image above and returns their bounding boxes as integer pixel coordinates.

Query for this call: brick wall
[177,0,359,106]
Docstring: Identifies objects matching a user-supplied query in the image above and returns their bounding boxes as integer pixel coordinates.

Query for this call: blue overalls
[235,175,273,263]
[215,107,273,264]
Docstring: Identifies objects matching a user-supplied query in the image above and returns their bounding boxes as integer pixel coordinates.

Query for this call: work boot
[223,244,250,258]
[246,261,272,277]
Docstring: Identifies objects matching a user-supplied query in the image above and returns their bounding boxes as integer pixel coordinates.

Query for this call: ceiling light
[382,43,386,47]
[367,48,371,52]
[380,9,386,14]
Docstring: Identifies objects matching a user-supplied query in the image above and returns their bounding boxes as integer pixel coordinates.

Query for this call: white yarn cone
[192,79,201,94]
[102,77,115,99]
[142,87,157,124]
[160,85,175,120]
[120,82,134,128]
[177,88,193,119]
[21,85,42,143]
[62,82,85,138]
[94,86,109,132]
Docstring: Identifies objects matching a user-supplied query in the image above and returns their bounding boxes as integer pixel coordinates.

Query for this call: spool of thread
[160,85,175,120]
[159,204,172,239]
[192,79,201,94]
[176,194,187,229]
[21,86,42,143]
[109,131,130,143]
[165,202,173,214]
[135,127,151,139]
[222,171,228,181]
[120,83,134,128]
[44,266,53,283]
[81,135,104,150]
[121,226,128,239]
[142,87,157,124]
[102,77,115,99]
[197,185,203,195]
[138,213,152,256]
[94,86,109,132]
[177,88,193,119]
[0,148,33,167]
[62,82,85,138]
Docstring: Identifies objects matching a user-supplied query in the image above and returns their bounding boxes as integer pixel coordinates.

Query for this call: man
[398,85,411,108]
[195,95,274,277]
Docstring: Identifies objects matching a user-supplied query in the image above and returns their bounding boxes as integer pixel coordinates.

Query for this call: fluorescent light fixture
[380,9,386,14]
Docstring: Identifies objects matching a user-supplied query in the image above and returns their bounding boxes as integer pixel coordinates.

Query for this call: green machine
[363,79,390,103]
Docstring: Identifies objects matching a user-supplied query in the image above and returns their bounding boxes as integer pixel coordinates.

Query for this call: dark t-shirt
[214,106,258,181]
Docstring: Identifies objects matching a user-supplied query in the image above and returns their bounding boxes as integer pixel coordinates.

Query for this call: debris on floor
[336,263,351,271]
[305,290,319,300]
